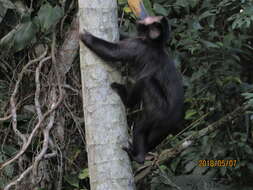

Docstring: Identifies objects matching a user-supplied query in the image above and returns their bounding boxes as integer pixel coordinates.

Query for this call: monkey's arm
[80,30,139,62]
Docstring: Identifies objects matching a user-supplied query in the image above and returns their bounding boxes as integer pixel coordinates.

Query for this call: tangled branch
[134,105,247,182]
[0,16,80,190]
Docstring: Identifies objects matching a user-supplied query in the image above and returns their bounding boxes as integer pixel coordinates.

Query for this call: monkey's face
[137,16,169,43]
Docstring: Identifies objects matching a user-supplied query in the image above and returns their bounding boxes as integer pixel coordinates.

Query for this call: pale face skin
[137,16,164,39]
[137,16,163,25]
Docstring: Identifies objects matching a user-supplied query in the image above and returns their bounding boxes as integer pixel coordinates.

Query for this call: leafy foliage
[119,0,253,188]
[0,2,64,52]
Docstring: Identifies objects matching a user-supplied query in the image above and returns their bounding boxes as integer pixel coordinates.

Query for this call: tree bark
[78,1,135,190]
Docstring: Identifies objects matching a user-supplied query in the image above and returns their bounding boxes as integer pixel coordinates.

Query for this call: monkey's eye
[137,24,148,35]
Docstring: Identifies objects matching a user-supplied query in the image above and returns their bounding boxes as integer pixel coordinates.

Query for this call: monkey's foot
[146,152,158,163]
[122,146,145,164]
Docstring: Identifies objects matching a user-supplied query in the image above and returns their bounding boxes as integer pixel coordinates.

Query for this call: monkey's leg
[123,118,153,164]
[146,123,169,152]
[132,127,147,164]
[111,83,128,105]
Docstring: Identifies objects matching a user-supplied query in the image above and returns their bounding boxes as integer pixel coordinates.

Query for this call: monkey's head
[137,16,170,45]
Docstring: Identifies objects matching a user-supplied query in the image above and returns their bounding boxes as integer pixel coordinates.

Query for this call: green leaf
[175,0,189,8]
[118,0,127,5]
[192,21,203,30]
[0,177,7,189]
[143,0,154,16]
[184,161,196,173]
[193,165,208,174]
[0,0,14,24]
[4,164,14,177]
[153,3,169,16]
[123,6,132,13]
[220,166,227,176]
[223,76,242,84]
[0,0,15,9]
[64,175,79,188]
[199,10,216,20]
[200,40,220,48]
[187,18,203,30]
[247,163,253,173]
[36,3,64,32]
[13,21,37,52]
[0,28,15,50]
[185,109,197,120]
[248,99,253,106]
[242,93,253,99]
[189,0,199,8]
[170,158,180,172]
[78,168,89,179]
[0,5,7,24]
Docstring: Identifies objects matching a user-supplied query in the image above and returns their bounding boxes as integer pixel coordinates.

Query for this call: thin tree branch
[135,106,247,182]
[32,87,57,184]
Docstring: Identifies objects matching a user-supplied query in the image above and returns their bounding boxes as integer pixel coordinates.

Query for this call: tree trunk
[78,1,135,190]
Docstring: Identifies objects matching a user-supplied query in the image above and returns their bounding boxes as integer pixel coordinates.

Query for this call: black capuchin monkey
[80,16,184,164]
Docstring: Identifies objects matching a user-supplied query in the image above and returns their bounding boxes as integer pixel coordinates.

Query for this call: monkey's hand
[122,142,134,161]
[122,144,145,164]
[111,82,124,92]
[111,82,128,106]
[80,29,93,46]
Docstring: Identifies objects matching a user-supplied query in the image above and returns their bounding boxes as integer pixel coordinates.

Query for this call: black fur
[80,16,184,164]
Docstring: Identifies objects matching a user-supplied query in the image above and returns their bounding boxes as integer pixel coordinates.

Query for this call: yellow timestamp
[199,160,237,167]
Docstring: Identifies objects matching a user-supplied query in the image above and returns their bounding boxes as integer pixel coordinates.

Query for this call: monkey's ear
[161,17,171,42]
